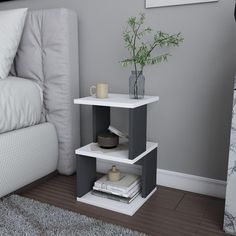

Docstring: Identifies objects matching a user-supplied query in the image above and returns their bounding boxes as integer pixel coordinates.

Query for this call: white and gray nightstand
[74,93,159,216]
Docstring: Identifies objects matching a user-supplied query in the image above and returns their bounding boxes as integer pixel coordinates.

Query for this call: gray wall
[1,0,236,180]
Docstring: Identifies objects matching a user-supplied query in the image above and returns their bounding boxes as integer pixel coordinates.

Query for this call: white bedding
[0,76,42,133]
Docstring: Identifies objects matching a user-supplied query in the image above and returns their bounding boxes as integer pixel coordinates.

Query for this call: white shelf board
[75,141,158,164]
[74,93,159,109]
[77,187,157,216]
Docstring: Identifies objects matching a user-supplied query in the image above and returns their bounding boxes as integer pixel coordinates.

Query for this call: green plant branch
[121,12,183,98]
[130,15,144,79]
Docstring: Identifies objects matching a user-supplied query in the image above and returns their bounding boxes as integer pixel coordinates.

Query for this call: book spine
[124,184,141,198]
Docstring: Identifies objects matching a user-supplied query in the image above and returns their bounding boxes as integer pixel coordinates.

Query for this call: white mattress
[0,76,42,134]
[0,122,58,198]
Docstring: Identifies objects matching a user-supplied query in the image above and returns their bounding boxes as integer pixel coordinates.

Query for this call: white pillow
[0,8,28,79]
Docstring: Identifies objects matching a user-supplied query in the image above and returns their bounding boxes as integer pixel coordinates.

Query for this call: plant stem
[131,21,142,79]
[133,81,138,98]
[133,70,143,99]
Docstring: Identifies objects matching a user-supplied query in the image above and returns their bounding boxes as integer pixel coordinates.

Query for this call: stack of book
[92,173,141,204]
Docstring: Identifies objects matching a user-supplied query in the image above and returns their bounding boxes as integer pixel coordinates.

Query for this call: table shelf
[77,188,157,216]
[76,141,158,164]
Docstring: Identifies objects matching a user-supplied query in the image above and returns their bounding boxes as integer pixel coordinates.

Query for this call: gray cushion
[11,8,80,175]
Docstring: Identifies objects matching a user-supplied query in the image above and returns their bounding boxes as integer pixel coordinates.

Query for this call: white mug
[90,83,108,98]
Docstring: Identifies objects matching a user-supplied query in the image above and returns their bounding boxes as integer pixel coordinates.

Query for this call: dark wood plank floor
[20,174,228,236]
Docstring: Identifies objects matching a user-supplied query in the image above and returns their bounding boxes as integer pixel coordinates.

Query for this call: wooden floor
[20,174,228,236]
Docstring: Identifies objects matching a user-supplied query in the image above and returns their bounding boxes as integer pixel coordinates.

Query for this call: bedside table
[74,93,159,215]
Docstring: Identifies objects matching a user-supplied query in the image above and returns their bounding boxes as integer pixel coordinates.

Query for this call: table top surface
[74,93,159,108]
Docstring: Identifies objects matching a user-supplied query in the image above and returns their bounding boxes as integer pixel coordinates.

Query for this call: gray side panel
[129,105,147,159]
[76,155,96,197]
[142,148,157,198]
[93,106,110,142]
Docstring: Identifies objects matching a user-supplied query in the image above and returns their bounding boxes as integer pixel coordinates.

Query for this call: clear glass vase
[129,71,145,99]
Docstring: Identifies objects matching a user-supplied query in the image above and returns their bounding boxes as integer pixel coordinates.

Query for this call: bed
[0,8,79,198]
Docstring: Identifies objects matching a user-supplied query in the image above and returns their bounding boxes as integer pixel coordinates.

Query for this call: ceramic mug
[90,83,108,98]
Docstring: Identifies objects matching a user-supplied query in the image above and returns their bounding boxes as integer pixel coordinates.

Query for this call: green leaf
[146,53,171,65]
[121,58,134,67]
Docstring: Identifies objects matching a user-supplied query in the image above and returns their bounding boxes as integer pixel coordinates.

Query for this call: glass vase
[129,71,145,99]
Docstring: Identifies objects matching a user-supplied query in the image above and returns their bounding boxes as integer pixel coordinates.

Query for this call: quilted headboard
[11,8,80,175]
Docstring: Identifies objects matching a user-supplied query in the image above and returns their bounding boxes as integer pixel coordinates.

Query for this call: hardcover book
[94,173,141,194]
[93,181,141,198]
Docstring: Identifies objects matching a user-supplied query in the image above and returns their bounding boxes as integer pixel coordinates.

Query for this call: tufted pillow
[0,8,28,79]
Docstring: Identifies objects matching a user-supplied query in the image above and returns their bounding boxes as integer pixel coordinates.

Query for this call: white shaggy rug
[0,195,146,236]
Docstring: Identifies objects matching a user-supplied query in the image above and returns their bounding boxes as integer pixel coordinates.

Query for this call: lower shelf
[76,187,157,216]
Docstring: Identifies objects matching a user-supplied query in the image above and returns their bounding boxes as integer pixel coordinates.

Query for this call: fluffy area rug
[0,195,146,236]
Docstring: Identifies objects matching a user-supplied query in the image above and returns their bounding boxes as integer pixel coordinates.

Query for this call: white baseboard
[97,160,226,199]
[157,169,226,199]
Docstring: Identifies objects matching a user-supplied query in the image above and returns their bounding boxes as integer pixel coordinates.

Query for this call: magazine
[91,190,140,204]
